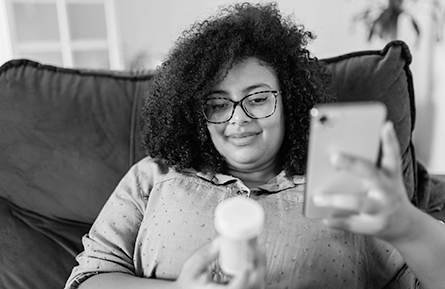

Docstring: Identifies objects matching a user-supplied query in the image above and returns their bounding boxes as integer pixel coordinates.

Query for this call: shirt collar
[192,169,305,192]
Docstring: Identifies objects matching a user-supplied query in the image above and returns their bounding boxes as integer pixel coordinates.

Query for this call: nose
[230,103,251,124]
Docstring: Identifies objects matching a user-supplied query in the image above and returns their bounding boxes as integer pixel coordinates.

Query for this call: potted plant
[353,0,444,41]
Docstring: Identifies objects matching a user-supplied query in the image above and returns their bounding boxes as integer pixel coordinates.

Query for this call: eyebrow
[208,83,273,96]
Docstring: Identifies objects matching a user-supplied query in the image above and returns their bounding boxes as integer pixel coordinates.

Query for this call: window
[0,0,122,70]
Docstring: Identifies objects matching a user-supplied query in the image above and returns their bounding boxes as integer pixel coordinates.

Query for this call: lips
[226,131,260,146]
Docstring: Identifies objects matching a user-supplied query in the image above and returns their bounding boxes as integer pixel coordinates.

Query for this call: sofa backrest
[0,60,153,223]
[0,40,419,289]
[0,40,416,225]
[322,40,416,203]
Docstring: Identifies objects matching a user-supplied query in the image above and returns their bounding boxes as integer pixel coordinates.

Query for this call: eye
[206,99,231,111]
[246,92,271,105]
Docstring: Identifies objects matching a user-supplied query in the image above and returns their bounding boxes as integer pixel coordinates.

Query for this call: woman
[65,3,445,289]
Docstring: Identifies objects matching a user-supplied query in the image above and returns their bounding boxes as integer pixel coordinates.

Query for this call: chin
[227,154,263,168]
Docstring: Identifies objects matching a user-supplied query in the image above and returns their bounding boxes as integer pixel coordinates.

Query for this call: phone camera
[319,115,328,125]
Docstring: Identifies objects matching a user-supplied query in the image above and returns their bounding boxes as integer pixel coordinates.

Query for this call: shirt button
[236,190,248,196]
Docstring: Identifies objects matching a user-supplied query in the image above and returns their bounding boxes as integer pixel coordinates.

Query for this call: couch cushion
[0,41,419,224]
[0,196,90,289]
[0,60,153,223]
[322,40,417,204]
[0,41,422,289]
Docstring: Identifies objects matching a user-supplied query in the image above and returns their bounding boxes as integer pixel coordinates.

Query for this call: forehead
[212,57,279,93]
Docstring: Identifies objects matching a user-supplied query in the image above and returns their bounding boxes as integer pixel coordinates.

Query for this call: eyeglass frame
[203,90,280,124]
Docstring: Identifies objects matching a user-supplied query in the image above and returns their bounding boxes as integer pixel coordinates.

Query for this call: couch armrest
[432,175,445,182]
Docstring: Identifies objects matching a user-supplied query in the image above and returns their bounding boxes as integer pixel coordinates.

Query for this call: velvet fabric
[323,40,416,202]
[0,61,152,288]
[0,61,150,223]
[0,41,443,289]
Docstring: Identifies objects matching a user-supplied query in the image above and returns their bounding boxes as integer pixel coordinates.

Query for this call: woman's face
[206,57,285,172]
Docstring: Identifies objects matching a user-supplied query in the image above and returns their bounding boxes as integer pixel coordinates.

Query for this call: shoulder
[132,157,171,175]
[126,157,174,184]
[110,157,182,205]
[127,157,198,186]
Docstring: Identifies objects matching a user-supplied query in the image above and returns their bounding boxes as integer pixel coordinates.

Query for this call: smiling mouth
[226,132,259,146]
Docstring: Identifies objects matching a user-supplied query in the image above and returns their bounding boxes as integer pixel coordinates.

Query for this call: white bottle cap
[214,197,265,240]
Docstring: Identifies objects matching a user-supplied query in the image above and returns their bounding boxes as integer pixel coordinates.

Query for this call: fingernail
[313,195,329,206]
[387,121,396,136]
[330,153,339,164]
[244,263,254,272]
[330,153,351,168]
[330,153,344,166]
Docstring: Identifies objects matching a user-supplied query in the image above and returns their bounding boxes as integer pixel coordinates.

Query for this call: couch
[1,40,444,289]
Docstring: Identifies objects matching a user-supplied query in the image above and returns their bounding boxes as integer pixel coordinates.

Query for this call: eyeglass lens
[204,91,277,123]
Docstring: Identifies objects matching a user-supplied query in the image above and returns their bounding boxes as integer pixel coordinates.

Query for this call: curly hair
[140,2,333,176]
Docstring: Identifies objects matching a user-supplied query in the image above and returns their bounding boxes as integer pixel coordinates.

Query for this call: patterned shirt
[65,157,416,289]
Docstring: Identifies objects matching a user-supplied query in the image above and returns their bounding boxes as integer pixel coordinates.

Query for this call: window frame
[0,0,122,70]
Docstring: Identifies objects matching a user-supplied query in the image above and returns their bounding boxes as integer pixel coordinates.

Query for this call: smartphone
[304,101,387,219]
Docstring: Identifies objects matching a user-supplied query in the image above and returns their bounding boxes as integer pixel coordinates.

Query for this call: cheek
[207,124,225,144]
[270,105,286,137]
[271,118,286,146]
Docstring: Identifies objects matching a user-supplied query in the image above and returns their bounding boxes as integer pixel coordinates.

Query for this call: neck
[225,160,282,188]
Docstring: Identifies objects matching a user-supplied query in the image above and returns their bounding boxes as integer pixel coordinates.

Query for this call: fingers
[316,191,386,234]
[380,121,402,175]
[318,122,409,238]
[313,194,364,213]
[313,188,383,216]
[182,238,220,278]
[179,240,266,289]
[253,246,267,280]
[330,153,378,183]
[322,213,386,235]
[330,121,401,180]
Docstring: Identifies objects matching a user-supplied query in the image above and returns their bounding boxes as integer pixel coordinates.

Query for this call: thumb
[182,238,220,277]
[380,121,401,175]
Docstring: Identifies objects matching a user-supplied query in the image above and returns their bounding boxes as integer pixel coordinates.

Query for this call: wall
[0,0,12,63]
[115,0,444,174]
[115,0,383,67]
[0,0,441,172]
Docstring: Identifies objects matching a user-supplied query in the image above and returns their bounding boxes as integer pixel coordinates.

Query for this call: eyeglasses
[203,90,279,124]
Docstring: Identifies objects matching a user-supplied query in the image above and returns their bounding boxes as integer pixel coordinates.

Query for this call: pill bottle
[214,196,265,277]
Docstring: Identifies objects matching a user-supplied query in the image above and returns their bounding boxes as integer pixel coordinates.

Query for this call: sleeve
[383,263,423,289]
[64,162,150,289]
